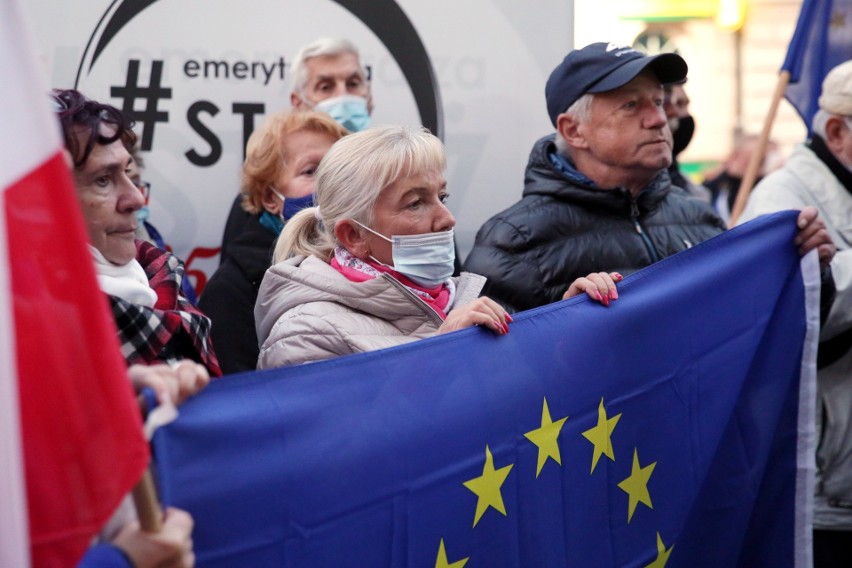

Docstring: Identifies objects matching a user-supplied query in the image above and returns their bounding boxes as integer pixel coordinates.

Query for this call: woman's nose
[119,175,145,212]
[435,204,456,233]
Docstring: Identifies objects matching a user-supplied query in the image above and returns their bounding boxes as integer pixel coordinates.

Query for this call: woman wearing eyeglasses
[125,145,198,305]
[51,88,220,377]
[125,147,157,246]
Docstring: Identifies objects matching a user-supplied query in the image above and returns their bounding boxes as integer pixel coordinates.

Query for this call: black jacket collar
[807,134,852,195]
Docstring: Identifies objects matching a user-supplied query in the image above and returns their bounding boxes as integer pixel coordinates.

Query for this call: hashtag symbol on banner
[111,59,172,151]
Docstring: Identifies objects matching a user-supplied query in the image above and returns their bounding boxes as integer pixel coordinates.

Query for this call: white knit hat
[819,60,852,115]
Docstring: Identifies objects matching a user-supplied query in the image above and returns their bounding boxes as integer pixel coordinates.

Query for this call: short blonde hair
[273,125,446,263]
[240,110,348,214]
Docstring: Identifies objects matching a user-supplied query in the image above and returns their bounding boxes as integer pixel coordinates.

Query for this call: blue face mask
[272,190,315,222]
[315,95,371,133]
[354,221,455,288]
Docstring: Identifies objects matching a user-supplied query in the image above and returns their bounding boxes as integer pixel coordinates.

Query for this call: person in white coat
[739,60,852,567]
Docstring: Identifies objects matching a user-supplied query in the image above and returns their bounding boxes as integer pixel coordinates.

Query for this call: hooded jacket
[255,255,485,368]
[463,135,726,313]
[741,140,852,530]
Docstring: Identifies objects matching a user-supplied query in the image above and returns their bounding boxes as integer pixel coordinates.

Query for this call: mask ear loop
[351,219,392,243]
[350,220,394,268]
[269,187,287,220]
[269,187,287,204]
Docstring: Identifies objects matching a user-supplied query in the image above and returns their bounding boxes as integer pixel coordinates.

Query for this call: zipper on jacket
[381,274,445,327]
[629,194,661,263]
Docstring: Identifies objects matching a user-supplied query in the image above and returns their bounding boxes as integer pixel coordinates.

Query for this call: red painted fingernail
[609,288,618,300]
[602,295,610,307]
[505,313,514,323]
[502,322,510,334]
[595,291,602,301]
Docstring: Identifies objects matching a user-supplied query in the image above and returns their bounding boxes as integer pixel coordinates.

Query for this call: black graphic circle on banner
[74,0,443,138]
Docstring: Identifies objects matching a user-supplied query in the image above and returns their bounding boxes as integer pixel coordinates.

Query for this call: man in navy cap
[464,42,834,313]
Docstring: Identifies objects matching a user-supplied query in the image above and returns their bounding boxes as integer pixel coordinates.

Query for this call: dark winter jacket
[199,213,276,374]
[463,135,726,313]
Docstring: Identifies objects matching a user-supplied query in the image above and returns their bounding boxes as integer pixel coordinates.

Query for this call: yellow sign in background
[618,0,747,31]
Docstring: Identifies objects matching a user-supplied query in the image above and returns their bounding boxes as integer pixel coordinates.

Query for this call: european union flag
[154,211,818,567]
[782,0,852,128]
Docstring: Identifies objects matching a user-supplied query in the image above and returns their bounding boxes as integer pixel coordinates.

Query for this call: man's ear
[261,188,282,215]
[291,91,308,110]
[334,219,370,259]
[824,115,847,155]
[556,112,588,150]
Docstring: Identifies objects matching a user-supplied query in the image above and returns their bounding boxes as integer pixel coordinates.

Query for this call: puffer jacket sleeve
[257,308,354,368]
[463,218,550,314]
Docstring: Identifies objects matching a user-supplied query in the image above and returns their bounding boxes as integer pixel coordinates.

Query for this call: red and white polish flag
[1,2,149,566]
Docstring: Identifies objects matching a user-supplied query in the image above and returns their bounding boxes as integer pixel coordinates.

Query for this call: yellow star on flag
[617,448,657,523]
[434,538,469,568]
[463,445,514,527]
[524,397,568,477]
[581,397,621,474]
[644,532,674,567]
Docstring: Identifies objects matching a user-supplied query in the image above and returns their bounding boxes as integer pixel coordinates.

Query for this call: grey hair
[273,125,446,263]
[555,93,595,156]
[812,109,832,139]
[290,37,363,94]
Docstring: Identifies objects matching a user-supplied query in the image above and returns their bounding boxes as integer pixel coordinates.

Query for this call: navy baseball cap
[545,42,688,126]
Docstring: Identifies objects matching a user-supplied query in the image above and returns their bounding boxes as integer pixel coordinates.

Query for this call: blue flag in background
[154,212,818,567]
[782,0,852,128]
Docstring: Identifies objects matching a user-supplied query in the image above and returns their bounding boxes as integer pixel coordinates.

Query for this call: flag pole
[132,469,163,532]
[729,71,791,225]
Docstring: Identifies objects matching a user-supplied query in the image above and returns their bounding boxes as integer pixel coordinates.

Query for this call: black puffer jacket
[463,135,726,313]
[199,213,276,374]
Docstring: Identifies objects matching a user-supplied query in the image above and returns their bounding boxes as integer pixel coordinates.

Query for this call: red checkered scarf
[108,241,221,376]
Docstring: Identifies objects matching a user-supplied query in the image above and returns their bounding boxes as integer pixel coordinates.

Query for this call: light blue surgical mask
[271,189,315,222]
[135,206,150,223]
[354,221,455,288]
[315,95,371,133]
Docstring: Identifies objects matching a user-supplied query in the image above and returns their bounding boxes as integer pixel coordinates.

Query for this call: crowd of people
[50,36,851,567]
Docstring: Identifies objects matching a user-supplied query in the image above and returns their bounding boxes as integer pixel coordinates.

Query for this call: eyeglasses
[135,180,151,204]
[49,92,69,114]
[48,91,111,119]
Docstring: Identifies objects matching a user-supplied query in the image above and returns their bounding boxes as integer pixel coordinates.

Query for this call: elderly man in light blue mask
[218,38,374,265]
[289,37,373,133]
